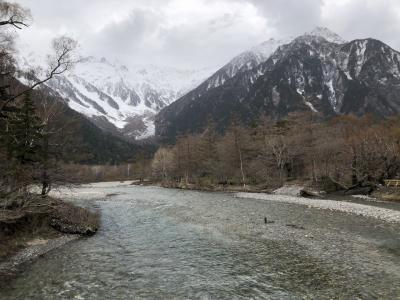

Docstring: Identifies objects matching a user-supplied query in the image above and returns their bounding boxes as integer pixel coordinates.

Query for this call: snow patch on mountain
[305,27,347,44]
[205,37,292,91]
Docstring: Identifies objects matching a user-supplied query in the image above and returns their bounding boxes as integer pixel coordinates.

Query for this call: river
[1,183,400,299]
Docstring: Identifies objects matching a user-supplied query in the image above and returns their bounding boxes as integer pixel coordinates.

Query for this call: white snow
[327,79,337,109]
[305,101,318,112]
[305,27,347,44]
[295,75,305,96]
[137,119,156,140]
[272,86,280,106]
[355,40,368,76]
[344,71,352,80]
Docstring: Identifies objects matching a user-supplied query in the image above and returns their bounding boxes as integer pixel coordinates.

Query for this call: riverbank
[0,194,100,280]
[133,180,400,222]
[131,180,273,193]
[235,192,400,223]
[135,179,400,200]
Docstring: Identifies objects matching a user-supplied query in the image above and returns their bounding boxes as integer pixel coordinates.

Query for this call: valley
[1,1,400,299]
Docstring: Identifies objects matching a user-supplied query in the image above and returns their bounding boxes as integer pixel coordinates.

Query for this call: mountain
[205,26,345,90]
[9,80,155,164]
[155,27,400,140]
[16,27,345,142]
[17,55,215,140]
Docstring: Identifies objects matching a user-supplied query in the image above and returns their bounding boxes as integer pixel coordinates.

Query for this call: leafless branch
[0,36,79,112]
[0,1,31,29]
[0,15,28,29]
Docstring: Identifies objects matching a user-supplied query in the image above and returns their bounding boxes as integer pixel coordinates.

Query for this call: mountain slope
[15,82,155,164]
[204,38,291,91]
[17,55,215,140]
[155,28,400,140]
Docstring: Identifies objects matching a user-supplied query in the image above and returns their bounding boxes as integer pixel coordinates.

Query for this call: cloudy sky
[13,0,400,69]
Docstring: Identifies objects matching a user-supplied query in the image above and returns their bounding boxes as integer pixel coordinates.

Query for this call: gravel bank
[235,192,400,223]
[0,235,79,279]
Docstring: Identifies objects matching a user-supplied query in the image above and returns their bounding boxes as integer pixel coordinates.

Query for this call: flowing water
[1,183,400,299]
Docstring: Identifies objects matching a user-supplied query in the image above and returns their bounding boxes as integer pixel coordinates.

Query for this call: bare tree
[152,148,175,183]
[35,94,68,195]
[218,117,248,188]
[0,1,79,112]
[2,36,79,112]
[0,1,31,29]
[0,1,31,109]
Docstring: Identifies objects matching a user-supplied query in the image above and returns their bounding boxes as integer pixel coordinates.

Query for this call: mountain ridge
[155,28,400,140]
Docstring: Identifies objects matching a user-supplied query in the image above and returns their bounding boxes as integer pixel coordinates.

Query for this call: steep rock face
[156,29,400,140]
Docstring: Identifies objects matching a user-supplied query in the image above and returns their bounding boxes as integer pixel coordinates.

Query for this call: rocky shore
[235,192,400,223]
[0,195,100,280]
[0,235,79,280]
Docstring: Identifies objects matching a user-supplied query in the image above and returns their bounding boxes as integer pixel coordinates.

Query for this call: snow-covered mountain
[17,27,352,140]
[47,58,215,139]
[17,53,215,139]
[203,27,346,92]
[156,27,400,140]
[19,36,292,139]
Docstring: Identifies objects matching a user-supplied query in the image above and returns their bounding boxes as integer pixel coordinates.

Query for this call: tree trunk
[238,148,246,189]
[351,155,358,186]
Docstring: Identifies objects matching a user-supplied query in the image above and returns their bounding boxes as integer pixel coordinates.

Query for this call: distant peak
[251,37,291,53]
[304,26,346,44]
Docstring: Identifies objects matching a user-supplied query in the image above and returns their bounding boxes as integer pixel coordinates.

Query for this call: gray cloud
[248,0,324,36]
[12,0,400,69]
[321,0,400,50]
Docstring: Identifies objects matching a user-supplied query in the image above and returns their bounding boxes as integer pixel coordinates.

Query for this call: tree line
[151,113,400,191]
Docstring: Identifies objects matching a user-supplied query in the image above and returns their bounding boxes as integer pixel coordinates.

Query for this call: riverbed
[1,183,400,299]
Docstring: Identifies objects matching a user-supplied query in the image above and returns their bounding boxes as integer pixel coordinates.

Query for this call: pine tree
[9,91,43,165]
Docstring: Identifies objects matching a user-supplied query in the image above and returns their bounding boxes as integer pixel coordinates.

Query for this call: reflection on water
[1,185,400,299]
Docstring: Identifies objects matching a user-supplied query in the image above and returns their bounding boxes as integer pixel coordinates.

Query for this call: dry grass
[373,187,400,202]
[381,194,400,202]
[52,201,100,233]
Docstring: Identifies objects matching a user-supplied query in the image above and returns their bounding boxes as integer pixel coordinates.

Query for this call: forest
[150,113,400,193]
[65,112,400,197]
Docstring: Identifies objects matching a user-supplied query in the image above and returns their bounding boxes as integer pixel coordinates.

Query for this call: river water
[1,183,400,299]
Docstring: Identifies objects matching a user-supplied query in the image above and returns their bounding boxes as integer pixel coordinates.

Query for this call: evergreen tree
[9,91,43,165]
